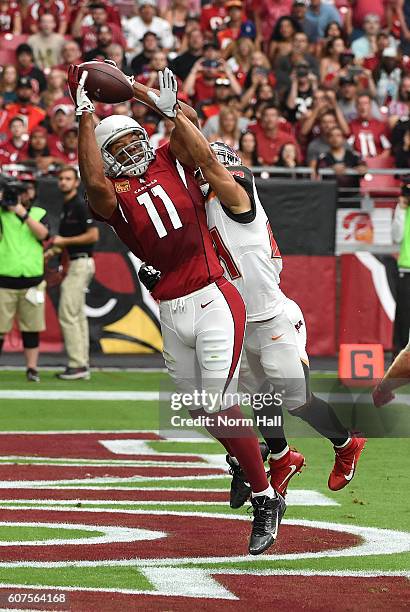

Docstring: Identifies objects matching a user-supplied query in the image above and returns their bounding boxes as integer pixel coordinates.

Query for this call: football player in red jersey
[71,64,285,555]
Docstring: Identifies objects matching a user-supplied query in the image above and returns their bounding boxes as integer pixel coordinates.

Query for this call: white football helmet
[95,115,155,178]
[195,141,242,197]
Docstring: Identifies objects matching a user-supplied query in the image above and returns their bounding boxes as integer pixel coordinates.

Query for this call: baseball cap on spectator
[141,31,158,40]
[17,77,34,89]
[138,0,157,7]
[203,41,219,51]
[293,0,308,5]
[239,21,256,40]
[225,0,242,8]
[382,47,397,58]
[51,103,75,116]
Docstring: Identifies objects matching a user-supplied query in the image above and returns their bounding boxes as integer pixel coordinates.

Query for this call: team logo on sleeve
[229,170,245,178]
[115,180,131,193]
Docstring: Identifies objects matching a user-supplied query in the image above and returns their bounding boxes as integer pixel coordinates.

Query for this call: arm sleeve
[392,204,406,244]
[220,165,257,224]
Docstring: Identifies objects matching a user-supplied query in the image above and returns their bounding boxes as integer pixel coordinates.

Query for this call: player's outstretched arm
[173,108,251,213]
[70,68,117,219]
[373,345,410,407]
[132,79,199,128]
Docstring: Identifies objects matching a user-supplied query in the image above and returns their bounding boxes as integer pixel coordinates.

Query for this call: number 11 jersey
[102,143,224,301]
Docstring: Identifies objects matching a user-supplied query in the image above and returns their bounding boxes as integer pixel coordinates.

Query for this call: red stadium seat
[0,33,29,66]
[360,155,401,207]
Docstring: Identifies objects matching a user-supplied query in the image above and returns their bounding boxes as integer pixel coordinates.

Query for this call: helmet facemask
[210,141,242,166]
[103,128,155,178]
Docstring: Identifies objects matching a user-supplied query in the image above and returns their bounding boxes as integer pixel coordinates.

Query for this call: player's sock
[293,393,350,446]
[191,404,270,493]
[252,385,289,456]
[252,484,276,499]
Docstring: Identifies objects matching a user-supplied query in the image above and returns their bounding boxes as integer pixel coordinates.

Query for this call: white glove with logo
[74,70,95,116]
[147,67,179,119]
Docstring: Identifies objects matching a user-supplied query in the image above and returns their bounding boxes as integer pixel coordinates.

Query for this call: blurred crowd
[0,0,410,182]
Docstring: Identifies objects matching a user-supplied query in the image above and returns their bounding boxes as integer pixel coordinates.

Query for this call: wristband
[20,212,29,222]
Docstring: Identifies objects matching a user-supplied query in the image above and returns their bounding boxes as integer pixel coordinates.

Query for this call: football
[74,61,134,103]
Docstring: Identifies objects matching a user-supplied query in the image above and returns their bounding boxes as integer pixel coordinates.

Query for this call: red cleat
[328,437,367,491]
[268,449,305,496]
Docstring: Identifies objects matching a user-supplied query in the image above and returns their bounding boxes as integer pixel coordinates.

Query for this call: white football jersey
[205,165,285,322]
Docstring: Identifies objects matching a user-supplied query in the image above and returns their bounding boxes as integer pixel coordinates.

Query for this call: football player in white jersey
[139,111,367,505]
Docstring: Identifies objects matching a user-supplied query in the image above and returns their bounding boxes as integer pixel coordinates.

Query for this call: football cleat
[328,436,367,491]
[268,449,305,497]
[226,442,270,509]
[56,367,91,380]
[26,368,40,383]
[248,493,286,555]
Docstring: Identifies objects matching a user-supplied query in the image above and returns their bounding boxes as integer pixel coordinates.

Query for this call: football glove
[68,65,95,116]
[372,382,395,408]
[147,67,179,119]
[138,262,161,291]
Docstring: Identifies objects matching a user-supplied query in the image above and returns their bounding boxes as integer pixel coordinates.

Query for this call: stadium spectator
[249,104,299,165]
[22,126,59,173]
[269,16,301,67]
[397,0,410,54]
[275,142,302,177]
[84,24,114,62]
[320,37,346,88]
[106,44,133,76]
[53,166,98,380]
[305,0,341,41]
[50,125,79,165]
[16,44,47,93]
[123,0,174,58]
[0,178,49,382]
[25,0,69,35]
[251,0,293,46]
[217,0,244,51]
[315,126,367,202]
[149,117,174,149]
[394,127,410,166]
[348,93,392,158]
[323,20,346,44]
[48,103,76,152]
[284,63,318,123]
[199,0,227,38]
[53,40,83,73]
[170,28,204,81]
[28,13,65,70]
[351,14,384,60]
[388,77,410,128]
[238,130,261,166]
[72,1,126,55]
[129,100,158,137]
[374,48,402,107]
[208,106,240,149]
[300,88,350,142]
[41,69,68,111]
[275,31,319,91]
[0,65,18,104]
[5,77,46,134]
[306,109,339,165]
[352,0,387,31]
[225,36,254,86]
[163,0,191,49]
[202,91,249,139]
[131,31,160,76]
[138,50,176,89]
[199,76,234,122]
[1,116,29,162]
[0,0,21,34]
[291,0,319,44]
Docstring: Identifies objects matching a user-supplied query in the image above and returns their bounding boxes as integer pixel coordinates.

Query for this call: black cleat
[226,442,270,509]
[248,493,286,555]
[26,368,40,383]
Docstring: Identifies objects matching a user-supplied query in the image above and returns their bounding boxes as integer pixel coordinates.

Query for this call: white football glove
[147,67,179,119]
[75,70,95,116]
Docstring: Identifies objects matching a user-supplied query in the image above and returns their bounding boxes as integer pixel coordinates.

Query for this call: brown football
[76,61,134,103]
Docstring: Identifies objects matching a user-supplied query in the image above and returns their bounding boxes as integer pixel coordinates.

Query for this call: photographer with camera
[285,62,318,122]
[392,183,410,354]
[0,176,49,382]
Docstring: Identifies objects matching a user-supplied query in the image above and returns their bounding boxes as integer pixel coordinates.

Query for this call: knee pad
[22,331,39,349]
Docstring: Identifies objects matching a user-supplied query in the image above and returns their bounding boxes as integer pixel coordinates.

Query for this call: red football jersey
[99,143,224,301]
[348,119,391,158]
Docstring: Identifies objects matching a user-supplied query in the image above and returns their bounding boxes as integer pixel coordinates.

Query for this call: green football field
[0,369,408,611]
